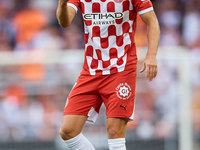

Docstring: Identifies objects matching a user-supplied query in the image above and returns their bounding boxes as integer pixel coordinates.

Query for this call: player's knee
[107,127,120,139]
[59,125,75,140]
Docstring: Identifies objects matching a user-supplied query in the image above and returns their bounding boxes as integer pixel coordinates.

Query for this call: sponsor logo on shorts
[116,83,132,100]
[120,105,127,110]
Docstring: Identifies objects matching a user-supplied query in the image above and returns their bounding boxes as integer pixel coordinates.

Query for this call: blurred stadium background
[0,0,199,150]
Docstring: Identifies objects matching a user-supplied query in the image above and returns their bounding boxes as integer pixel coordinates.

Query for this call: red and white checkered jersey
[67,0,153,75]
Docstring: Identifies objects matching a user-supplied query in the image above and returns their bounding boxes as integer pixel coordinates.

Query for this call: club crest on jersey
[83,12,123,26]
[116,83,132,100]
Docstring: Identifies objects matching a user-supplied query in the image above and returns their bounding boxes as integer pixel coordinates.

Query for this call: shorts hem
[107,115,134,122]
[63,112,98,124]
[63,112,88,116]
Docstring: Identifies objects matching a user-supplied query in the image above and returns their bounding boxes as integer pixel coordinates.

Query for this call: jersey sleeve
[132,0,153,15]
[67,0,80,13]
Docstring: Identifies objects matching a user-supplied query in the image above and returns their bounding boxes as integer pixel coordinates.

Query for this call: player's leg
[59,115,87,140]
[60,75,102,150]
[59,115,95,150]
[106,117,128,139]
[99,69,137,150]
[107,117,128,150]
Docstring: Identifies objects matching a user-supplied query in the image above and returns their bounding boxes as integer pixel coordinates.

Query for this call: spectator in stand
[182,2,200,49]
[12,6,48,51]
[0,0,16,50]
[62,23,84,49]
[158,0,182,46]
[29,0,58,24]
[32,25,65,51]
[0,32,13,51]
[192,86,200,136]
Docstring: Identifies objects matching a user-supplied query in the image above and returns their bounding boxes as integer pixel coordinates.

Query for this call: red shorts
[63,69,137,124]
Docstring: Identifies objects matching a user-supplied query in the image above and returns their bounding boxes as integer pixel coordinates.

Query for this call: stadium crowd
[0,0,199,144]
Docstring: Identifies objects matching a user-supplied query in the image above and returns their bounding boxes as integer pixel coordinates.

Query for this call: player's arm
[56,0,76,28]
[139,10,160,82]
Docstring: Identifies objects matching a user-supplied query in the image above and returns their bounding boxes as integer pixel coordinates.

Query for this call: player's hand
[140,56,157,82]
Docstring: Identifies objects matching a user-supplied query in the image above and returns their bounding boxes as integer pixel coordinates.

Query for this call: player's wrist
[146,52,157,58]
[146,54,157,59]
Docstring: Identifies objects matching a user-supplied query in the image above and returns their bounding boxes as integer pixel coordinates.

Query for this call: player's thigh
[60,115,88,139]
[100,69,137,120]
[106,117,129,139]
[63,74,102,120]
